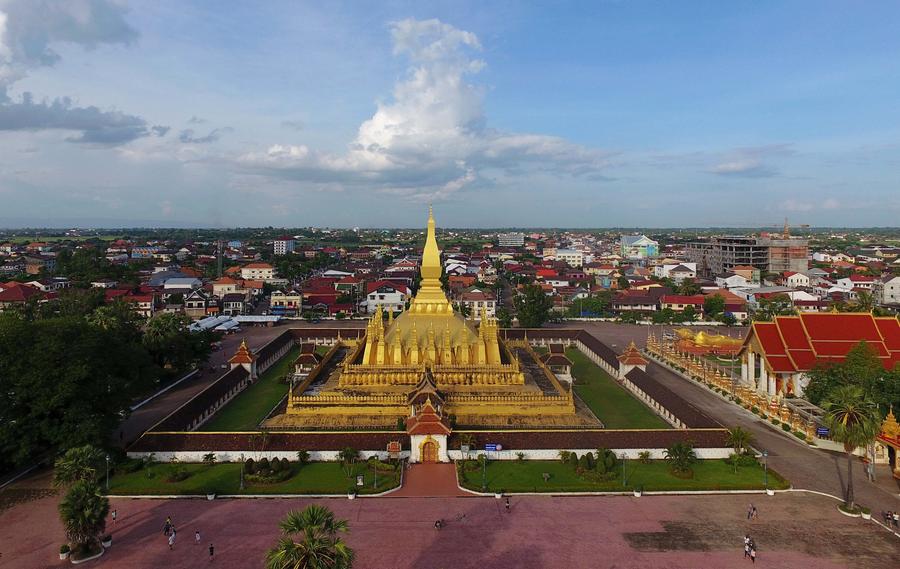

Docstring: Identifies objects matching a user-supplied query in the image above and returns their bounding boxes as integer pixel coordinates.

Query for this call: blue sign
[816,427,830,437]
[485,444,503,452]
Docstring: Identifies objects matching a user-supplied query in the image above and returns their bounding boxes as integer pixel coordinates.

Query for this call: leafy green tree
[496,307,513,328]
[676,279,701,296]
[514,285,553,328]
[804,342,894,410]
[664,441,697,476]
[753,294,795,321]
[296,450,311,465]
[823,386,881,510]
[679,306,698,322]
[54,445,105,488]
[0,315,159,467]
[338,448,359,476]
[725,427,753,455]
[265,505,354,569]
[851,291,875,313]
[87,300,142,342]
[703,294,725,319]
[142,312,212,371]
[58,480,109,554]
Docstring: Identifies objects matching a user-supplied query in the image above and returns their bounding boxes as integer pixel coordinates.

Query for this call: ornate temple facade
[265,208,593,440]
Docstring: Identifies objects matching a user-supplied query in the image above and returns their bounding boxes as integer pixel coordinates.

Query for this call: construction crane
[760,218,810,238]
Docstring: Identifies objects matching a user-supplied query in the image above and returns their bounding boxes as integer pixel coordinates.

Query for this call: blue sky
[1,1,899,228]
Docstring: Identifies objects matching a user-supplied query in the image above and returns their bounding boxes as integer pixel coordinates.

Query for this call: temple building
[264,208,596,451]
[738,312,900,398]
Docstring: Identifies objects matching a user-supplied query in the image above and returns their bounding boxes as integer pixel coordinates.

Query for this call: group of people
[882,510,900,528]
[743,535,758,563]
[746,503,759,520]
[163,516,215,561]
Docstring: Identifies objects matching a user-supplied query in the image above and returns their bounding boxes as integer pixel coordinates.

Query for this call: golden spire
[409,206,453,313]
[882,405,899,438]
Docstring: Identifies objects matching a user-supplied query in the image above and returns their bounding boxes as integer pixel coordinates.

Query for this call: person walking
[747,504,753,520]
[209,543,215,562]
[749,547,757,564]
[893,511,899,528]
[505,497,510,513]
[168,533,175,550]
[163,520,171,536]
[111,509,117,524]
[195,531,201,545]
[743,535,750,559]
[751,505,758,519]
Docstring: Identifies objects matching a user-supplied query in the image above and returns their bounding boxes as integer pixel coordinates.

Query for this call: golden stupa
[266,207,594,429]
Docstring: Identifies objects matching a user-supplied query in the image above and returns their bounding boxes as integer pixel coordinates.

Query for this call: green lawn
[200,346,300,431]
[459,459,789,493]
[108,461,400,495]
[566,348,671,429]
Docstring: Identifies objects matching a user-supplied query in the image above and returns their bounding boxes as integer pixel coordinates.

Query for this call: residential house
[620,235,659,259]
[782,271,811,289]
[221,293,247,316]
[184,289,217,319]
[836,274,875,291]
[660,295,705,313]
[0,282,43,311]
[873,275,900,306]
[240,263,276,281]
[125,294,156,318]
[270,289,303,317]
[364,280,410,313]
[24,255,55,275]
[458,287,496,319]
[273,237,295,255]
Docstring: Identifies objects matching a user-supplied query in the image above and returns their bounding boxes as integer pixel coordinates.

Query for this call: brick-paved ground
[390,464,475,497]
[2,491,898,568]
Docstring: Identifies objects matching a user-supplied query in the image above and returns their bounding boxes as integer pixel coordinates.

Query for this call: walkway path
[2,491,896,568]
[390,464,473,497]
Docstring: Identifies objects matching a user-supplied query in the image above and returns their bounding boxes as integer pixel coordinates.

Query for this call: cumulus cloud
[0,0,158,144]
[0,92,152,143]
[238,18,614,200]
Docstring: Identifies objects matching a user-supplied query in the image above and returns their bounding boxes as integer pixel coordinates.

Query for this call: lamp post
[240,453,245,491]
[762,450,768,490]
[481,454,487,492]
[105,455,110,491]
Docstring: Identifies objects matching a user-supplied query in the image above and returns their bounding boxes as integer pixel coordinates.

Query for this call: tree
[725,427,753,455]
[754,294,795,321]
[58,480,109,555]
[514,285,553,328]
[496,307,513,328]
[823,386,881,510]
[142,312,212,371]
[703,294,725,319]
[0,315,159,467]
[664,441,697,476]
[266,505,354,569]
[296,450,311,465]
[679,306,698,323]
[676,279,701,296]
[804,342,890,408]
[54,445,105,488]
[338,447,359,476]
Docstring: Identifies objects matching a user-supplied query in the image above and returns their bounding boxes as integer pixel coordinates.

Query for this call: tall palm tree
[266,505,354,569]
[58,480,109,553]
[54,445,105,488]
[823,386,881,510]
[725,427,754,455]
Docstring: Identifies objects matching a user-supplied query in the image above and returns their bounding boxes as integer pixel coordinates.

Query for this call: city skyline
[2,1,900,228]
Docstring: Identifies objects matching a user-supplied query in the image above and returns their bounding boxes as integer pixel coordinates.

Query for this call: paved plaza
[2,489,898,568]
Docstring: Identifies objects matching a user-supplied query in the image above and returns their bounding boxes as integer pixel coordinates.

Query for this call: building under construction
[686,234,808,277]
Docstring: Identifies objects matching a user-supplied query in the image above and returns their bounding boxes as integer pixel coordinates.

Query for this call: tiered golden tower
[267,208,593,429]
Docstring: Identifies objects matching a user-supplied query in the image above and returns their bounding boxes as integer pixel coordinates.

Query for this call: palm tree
[58,480,109,554]
[266,505,354,569]
[338,448,358,477]
[823,386,881,510]
[54,445,105,488]
[664,441,697,476]
[725,427,754,455]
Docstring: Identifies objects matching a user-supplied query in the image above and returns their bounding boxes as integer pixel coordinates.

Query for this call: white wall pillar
[759,364,768,394]
[741,353,749,385]
[792,374,803,397]
[767,372,776,397]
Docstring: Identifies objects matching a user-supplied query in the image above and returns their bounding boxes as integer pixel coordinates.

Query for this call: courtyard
[1,489,897,568]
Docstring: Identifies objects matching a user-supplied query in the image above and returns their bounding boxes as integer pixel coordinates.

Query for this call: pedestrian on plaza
[209,543,214,562]
[749,547,757,564]
[505,497,510,513]
[111,509,117,524]
[168,533,175,550]
[747,504,754,520]
[163,520,171,536]
[743,542,750,559]
[893,511,899,528]
[195,530,201,545]
[751,506,758,519]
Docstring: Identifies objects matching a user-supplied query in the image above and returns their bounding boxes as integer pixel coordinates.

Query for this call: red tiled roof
[243,263,273,269]
[0,283,42,302]
[748,313,900,373]
[661,295,704,305]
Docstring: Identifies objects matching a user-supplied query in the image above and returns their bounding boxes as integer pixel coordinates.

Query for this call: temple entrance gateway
[422,440,438,463]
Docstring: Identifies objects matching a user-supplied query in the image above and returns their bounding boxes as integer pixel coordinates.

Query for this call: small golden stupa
[266,207,593,429]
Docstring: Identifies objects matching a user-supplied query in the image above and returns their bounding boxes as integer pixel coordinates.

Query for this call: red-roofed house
[660,295,705,313]
[0,282,44,310]
[739,312,900,397]
[364,280,410,314]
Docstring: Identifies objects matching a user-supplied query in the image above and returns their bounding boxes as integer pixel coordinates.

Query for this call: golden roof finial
[882,405,899,438]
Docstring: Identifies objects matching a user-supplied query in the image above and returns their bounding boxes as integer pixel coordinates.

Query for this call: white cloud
[238,18,614,200]
[708,144,794,178]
